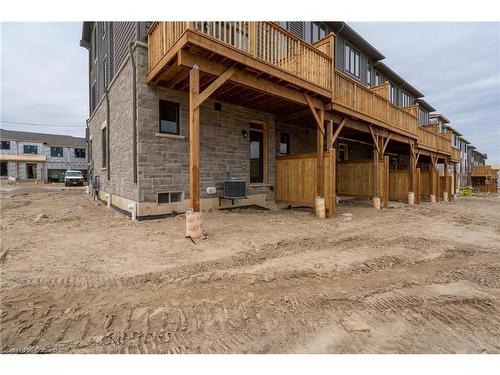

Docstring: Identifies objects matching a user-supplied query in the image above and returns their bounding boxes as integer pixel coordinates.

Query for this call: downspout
[106,91,110,181]
[129,42,137,184]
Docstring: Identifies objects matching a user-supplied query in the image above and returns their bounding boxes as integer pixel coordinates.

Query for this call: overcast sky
[351,22,500,165]
[1,22,499,164]
[1,22,88,137]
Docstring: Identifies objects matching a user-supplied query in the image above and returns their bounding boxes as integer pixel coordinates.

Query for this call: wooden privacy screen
[275,153,317,207]
[439,176,453,198]
[336,159,386,197]
[275,151,336,215]
[389,171,411,201]
[420,171,431,196]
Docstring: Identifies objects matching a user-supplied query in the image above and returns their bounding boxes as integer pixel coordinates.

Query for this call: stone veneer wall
[87,45,139,202]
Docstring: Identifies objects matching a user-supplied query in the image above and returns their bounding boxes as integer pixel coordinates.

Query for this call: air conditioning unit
[223,179,247,199]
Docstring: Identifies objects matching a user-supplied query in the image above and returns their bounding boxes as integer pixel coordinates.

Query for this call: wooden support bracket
[192,65,237,109]
[368,125,380,154]
[305,94,325,135]
[331,117,348,147]
[382,132,392,154]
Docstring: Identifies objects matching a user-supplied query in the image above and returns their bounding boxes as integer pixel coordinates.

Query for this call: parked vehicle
[64,170,84,187]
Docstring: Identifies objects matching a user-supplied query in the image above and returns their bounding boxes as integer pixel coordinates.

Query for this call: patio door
[249,122,267,184]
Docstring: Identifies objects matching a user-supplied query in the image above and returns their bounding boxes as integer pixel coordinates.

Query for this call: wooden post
[444,158,449,199]
[373,148,379,198]
[325,148,336,218]
[189,65,200,211]
[384,155,389,208]
[416,168,421,204]
[409,143,416,193]
[316,109,324,197]
[327,120,333,150]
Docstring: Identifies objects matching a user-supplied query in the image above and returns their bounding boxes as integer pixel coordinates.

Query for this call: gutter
[129,42,138,184]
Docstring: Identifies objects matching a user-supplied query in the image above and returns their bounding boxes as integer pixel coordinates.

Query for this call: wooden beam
[189,65,200,212]
[178,50,325,108]
[305,94,325,135]
[193,65,237,109]
[331,117,347,146]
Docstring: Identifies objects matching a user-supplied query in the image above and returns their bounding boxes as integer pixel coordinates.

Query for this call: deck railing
[452,147,461,161]
[147,21,333,90]
[333,70,418,135]
[416,126,452,154]
[472,166,498,177]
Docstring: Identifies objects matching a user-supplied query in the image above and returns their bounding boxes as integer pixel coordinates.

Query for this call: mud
[1,187,499,353]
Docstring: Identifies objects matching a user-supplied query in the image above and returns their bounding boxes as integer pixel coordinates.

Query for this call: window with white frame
[345,44,360,78]
[401,91,411,107]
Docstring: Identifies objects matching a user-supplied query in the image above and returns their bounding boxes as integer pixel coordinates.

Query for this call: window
[375,72,381,86]
[304,22,312,43]
[23,145,38,154]
[304,22,327,43]
[418,108,429,125]
[1,141,10,150]
[279,133,290,155]
[103,56,108,89]
[91,80,96,113]
[389,84,397,104]
[402,91,412,107]
[159,100,180,135]
[75,148,86,158]
[345,44,360,77]
[93,26,97,62]
[0,162,7,176]
[158,191,182,204]
[101,127,107,167]
[249,123,267,184]
[366,60,372,87]
[51,147,63,157]
[338,143,349,161]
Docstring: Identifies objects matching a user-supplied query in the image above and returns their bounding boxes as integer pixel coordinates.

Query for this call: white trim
[155,133,185,140]
[100,120,107,130]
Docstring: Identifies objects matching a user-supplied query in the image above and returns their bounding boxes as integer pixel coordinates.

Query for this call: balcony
[416,126,452,155]
[330,72,418,138]
[147,22,455,159]
[472,166,498,177]
[147,21,334,108]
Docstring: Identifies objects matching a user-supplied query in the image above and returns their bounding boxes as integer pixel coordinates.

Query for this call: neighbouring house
[457,137,471,187]
[471,165,498,193]
[0,129,88,182]
[79,21,488,221]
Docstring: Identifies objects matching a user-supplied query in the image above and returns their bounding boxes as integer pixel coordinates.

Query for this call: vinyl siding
[113,22,137,71]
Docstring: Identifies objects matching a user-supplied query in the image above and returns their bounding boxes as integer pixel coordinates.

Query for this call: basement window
[159,100,180,135]
[157,191,183,204]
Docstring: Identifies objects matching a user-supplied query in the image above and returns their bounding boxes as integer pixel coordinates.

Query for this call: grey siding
[113,22,137,72]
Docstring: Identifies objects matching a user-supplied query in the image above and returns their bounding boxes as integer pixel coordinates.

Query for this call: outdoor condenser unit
[223,179,247,199]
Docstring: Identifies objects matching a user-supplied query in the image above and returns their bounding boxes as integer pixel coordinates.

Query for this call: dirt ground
[1,184,499,354]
